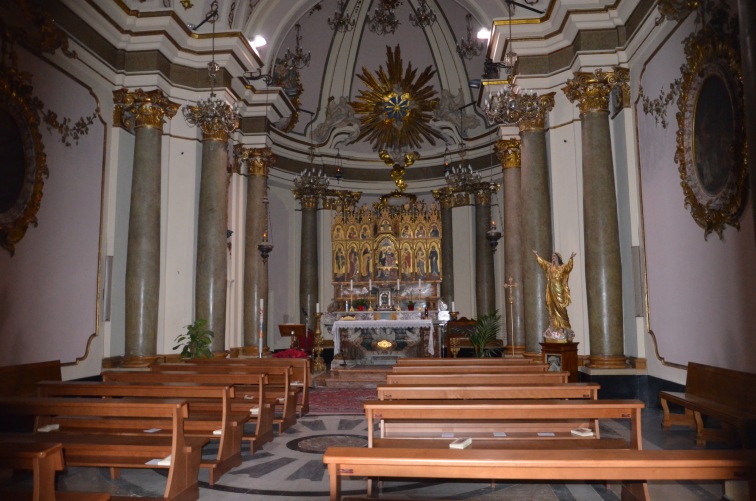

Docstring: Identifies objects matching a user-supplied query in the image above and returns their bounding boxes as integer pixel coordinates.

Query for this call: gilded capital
[113,88,179,131]
[432,187,456,209]
[563,67,629,115]
[299,194,319,210]
[495,138,521,169]
[518,92,555,132]
[475,188,493,206]
[236,146,276,176]
[658,0,698,21]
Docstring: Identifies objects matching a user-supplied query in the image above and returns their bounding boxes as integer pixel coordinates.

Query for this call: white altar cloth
[332,319,434,356]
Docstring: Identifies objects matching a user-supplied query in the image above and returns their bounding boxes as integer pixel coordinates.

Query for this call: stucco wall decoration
[674,1,747,239]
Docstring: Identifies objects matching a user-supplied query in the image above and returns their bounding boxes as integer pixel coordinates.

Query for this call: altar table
[332,319,434,357]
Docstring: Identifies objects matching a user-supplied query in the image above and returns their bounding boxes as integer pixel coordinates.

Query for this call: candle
[307,293,310,320]
[396,278,400,290]
[258,298,264,357]
[451,301,455,312]
[316,302,320,313]
[350,279,353,290]
[369,279,372,291]
[418,279,421,290]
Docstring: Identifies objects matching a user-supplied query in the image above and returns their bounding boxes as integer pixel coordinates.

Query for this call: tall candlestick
[258,298,264,358]
[307,293,310,322]
[396,278,400,290]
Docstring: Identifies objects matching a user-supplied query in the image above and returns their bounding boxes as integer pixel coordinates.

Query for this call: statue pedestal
[540,342,579,383]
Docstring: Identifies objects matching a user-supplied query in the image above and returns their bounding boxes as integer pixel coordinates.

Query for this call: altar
[331,319,434,365]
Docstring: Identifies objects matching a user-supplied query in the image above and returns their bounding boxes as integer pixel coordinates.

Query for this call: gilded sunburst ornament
[351,45,441,152]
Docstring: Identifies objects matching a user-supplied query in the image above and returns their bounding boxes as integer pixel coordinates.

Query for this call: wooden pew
[0,397,206,501]
[386,371,569,385]
[391,364,549,374]
[0,361,62,433]
[395,358,538,366]
[323,447,756,501]
[186,357,312,417]
[0,441,111,501]
[660,362,756,447]
[363,399,644,449]
[377,382,600,401]
[36,381,245,485]
[100,371,275,448]
[147,363,299,432]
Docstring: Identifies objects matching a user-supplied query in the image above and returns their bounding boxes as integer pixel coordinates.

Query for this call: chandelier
[409,0,436,28]
[293,167,330,199]
[481,86,541,125]
[457,13,485,60]
[282,23,311,70]
[328,1,356,32]
[445,163,481,192]
[366,0,402,36]
[182,0,239,136]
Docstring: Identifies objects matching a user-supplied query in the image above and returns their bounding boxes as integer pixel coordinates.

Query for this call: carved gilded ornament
[475,188,495,206]
[496,138,521,169]
[658,0,699,21]
[517,93,556,132]
[0,64,48,256]
[236,146,275,176]
[299,194,319,210]
[673,4,747,239]
[113,88,179,131]
[432,187,455,210]
[562,68,629,115]
[351,45,442,153]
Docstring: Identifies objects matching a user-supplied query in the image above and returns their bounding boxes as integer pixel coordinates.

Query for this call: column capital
[113,88,179,131]
[496,138,521,170]
[182,97,239,141]
[432,187,456,209]
[563,67,630,114]
[299,194,320,210]
[518,92,556,132]
[235,146,276,176]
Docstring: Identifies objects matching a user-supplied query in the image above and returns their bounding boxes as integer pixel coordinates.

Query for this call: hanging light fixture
[258,192,274,262]
[502,1,518,72]
[334,149,344,183]
[442,146,451,175]
[456,13,485,60]
[366,0,402,36]
[409,0,436,28]
[282,23,311,70]
[183,0,240,137]
[328,0,357,32]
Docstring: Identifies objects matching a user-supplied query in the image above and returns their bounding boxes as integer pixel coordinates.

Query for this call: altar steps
[315,365,392,388]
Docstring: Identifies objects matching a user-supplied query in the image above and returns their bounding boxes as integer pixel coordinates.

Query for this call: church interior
[0,0,755,499]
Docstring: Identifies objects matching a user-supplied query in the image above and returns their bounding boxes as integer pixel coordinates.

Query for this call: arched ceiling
[63,0,646,184]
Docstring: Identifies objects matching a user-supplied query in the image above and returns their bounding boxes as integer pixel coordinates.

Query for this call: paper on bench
[37,424,59,432]
[146,455,171,466]
[449,438,472,449]
[244,394,255,400]
[143,428,161,433]
[441,432,454,438]
[250,407,259,415]
[291,381,304,386]
[571,427,594,437]
[493,432,507,437]
[213,429,222,435]
[537,432,556,437]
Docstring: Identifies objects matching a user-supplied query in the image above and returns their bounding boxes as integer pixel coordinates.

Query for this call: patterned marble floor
[12,407,740,500]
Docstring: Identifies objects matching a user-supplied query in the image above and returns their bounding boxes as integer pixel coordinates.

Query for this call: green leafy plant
[468,310,501,357]
[173,319,214,359]
[353,298,369,309]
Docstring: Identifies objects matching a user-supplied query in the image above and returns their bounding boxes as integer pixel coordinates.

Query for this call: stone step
[317,366,392,388]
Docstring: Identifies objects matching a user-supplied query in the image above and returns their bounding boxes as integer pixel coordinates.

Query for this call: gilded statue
[534,250,576,342]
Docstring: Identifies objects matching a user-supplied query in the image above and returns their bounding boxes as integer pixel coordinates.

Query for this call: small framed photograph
[377,288,393,310]
[546,354,562,372]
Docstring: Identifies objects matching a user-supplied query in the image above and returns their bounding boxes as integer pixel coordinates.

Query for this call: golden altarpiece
[330,200,442,313]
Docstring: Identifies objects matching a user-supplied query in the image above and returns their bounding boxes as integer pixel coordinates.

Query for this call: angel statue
[534,250,576,343]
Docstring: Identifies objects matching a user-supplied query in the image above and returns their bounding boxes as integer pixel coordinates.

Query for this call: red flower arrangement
[272,348,308,359]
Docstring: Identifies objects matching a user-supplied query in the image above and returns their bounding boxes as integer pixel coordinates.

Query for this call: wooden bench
[36,380,246,485]
[0,361,61,433]
[660,362,756,447]
[0,441,111,501]
[323,447,756,501]
[391,364,548,374]
[395,357,538,366]
[377,382,600,401]
[0,397,206,501]
[147,363,299,432]
[363,399,644,449]
[386,371,569,385]
[186,357,311,417]
[100,371,275,449]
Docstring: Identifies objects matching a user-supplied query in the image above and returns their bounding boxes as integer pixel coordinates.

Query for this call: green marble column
[188,103,238,355]
[240,148,276,355]
[474,188,496,315]
[496,138,525,355]
[518,93,555,355]
[432,188,455,307]
[564,68,628,368]
[298,195,319,332]
[113,89,178,366]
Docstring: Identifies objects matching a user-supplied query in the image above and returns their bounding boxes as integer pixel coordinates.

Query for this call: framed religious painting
[675,14,747,240]
[0,68,47,255]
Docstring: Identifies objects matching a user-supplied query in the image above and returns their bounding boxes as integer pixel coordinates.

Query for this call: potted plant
[468,310,501,357]
[406,300,415,311]
[353,298,369,311]
[173,319,214,359]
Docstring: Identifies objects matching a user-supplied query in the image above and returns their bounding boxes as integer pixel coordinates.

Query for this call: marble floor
[7,407,742,500]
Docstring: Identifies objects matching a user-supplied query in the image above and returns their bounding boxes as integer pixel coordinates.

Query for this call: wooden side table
[540,342,579,383]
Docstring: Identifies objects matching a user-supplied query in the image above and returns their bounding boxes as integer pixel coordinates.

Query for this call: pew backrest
[386,372,569,385]
[376,383,600,400]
